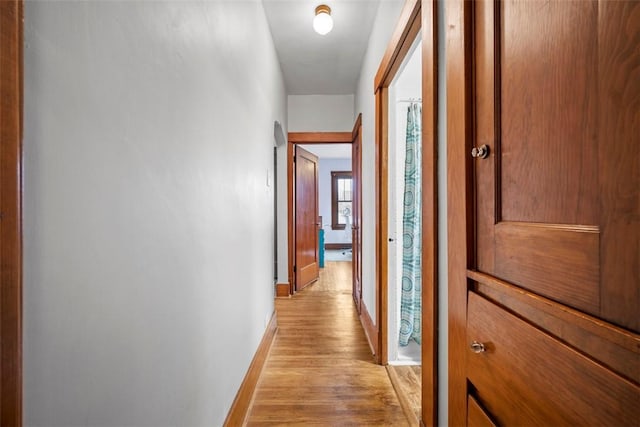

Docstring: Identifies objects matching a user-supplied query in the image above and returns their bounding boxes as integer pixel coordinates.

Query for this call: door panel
[493,222,599,313]
[474,0,639,331]
[295,146,319,291]
[500,1,599,226]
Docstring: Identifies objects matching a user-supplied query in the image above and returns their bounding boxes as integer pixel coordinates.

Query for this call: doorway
[298,144,353,268]
[387,32,423,367]
[374,0,438,425]
[286,116,363,304]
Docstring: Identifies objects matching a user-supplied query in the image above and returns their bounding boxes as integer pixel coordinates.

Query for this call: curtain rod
[396,98,422,103]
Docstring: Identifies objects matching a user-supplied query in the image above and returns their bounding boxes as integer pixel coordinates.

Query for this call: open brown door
[448,0,639,425]
[351,115,362,313]
[295,146,320,291]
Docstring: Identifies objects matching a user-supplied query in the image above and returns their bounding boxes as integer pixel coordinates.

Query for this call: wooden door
[475,0,639,329]
[0,1,23,424]
[295,146,320,291]
[351,115,363,313]
[448,0,640,425]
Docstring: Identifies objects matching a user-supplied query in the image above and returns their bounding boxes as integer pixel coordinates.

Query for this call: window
[331,171,352,230]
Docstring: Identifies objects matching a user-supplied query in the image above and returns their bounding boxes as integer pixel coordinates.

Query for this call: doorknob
[471,144,490,159]
[470,341,486,353]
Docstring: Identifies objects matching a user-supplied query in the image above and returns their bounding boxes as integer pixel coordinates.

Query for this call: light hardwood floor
[246,261,409,425]
[387,365,422,426]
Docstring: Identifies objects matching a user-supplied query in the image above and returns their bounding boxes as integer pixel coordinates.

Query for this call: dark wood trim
[374,0,422,90]
[359,300,378,356]
[0,1,23,425]
[324,243,352,250]
[275,283,290,298]
[287,142,295,295]
[330,171,352,230]
[288,132,352,144]
[224,312,278,426]
[374,91,381,358]
[352,113,363,141]
[374,86,390,366]
[446,0,473,425]
[420,1,438,425]
[287,132,355,295]
[352,114,363,315]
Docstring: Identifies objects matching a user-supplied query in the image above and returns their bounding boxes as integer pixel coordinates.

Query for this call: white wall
[354,0,404,323]
[318,158,353,244]
[23,2,286,426]
[288,95,355,131]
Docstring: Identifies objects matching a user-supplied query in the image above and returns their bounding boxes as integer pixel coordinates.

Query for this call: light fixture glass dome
[313,5,333,35]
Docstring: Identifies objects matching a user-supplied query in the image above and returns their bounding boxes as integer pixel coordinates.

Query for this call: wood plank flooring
[246,261,409,425]
[387,365,422,426]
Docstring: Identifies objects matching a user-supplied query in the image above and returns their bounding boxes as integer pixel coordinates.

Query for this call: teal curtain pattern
[399,103,422,346]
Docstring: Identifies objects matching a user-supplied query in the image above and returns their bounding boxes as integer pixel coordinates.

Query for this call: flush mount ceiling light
[313,5,333,35]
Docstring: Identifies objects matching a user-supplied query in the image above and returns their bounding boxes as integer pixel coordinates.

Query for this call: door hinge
[293,155,296,163]
[293,265,296,273]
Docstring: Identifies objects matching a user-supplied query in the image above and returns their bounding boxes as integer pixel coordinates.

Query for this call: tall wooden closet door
[474,0,639,331]
[465,0,640,425]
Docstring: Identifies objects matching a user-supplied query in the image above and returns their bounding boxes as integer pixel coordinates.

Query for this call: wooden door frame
[286,130,356,295]
[373,0,438,424]
[445,1,473,425]
[0,0,24,424]
[351,114,363,314]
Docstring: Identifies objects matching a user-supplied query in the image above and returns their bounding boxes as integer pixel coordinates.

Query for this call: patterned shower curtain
[399,103,422,346]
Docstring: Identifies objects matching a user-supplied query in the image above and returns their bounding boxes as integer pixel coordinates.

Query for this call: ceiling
[262,0,381,95]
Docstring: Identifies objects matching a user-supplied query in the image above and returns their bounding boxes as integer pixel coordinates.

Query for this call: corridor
[246,261,409,425]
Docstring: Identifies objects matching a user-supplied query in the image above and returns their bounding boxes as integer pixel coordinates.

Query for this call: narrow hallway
[246,261,409,425]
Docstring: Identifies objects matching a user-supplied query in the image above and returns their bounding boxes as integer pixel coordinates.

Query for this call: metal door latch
[471,144,490,159]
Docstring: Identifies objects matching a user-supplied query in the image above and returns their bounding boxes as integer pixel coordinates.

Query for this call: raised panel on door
[474,0,639,331]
